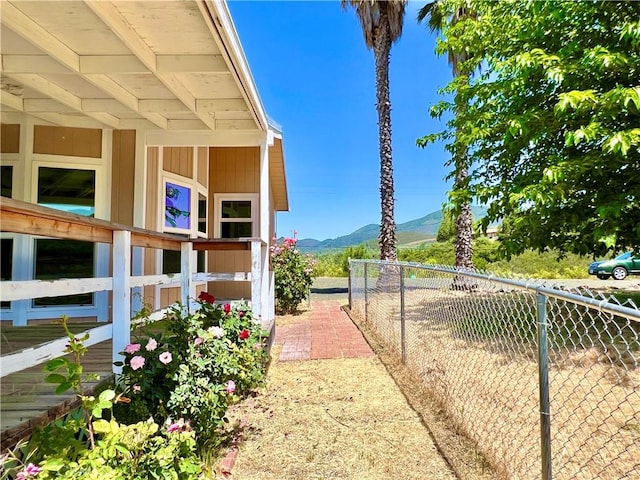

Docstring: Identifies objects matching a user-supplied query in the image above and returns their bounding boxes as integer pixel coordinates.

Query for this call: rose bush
[115,293,268,449]
[2,295,269,478]
[271,234,317,314]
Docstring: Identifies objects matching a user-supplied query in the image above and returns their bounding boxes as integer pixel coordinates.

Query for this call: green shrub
[115,296,268,448]
[271,236,316,313]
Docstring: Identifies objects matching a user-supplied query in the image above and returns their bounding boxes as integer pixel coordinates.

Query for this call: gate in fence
[349,259,640,480]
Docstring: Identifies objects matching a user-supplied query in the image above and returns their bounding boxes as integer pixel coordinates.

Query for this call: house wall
[207,146,259,300]
[0,121,112,323]
[0,124,20,153]
[111,130,136,226]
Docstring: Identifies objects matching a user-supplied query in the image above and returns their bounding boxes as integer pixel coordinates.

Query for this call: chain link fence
[349,259,640,480]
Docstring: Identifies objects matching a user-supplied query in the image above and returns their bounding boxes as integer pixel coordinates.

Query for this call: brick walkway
[274,300,373,361]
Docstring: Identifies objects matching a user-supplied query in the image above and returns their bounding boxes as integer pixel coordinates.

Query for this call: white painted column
[180,241,193,312]
[251,240,262,319]
[131,130,148,316]
[259,135,271,323]
[112,230,131,374]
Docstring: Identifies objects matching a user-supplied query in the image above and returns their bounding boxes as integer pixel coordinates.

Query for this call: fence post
[536,292,552,480]
[364,262,369,321]
[347,258,352,310]
[112,230,131,375]
[180,241,193,314]
[400,264,406,364]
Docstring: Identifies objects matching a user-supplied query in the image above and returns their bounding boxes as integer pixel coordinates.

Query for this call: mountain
[296,206,489,253]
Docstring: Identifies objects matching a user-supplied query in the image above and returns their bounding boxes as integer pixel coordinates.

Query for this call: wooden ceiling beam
[85,0,218,131]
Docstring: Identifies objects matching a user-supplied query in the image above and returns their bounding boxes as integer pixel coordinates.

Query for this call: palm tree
[341,0,407,262]
[418,1,474,271]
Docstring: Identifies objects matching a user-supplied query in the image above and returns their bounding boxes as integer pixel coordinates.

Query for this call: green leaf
[44,373,67,384]
[99,389,116,402]
[55,382,73,395]
[43,358,68,371]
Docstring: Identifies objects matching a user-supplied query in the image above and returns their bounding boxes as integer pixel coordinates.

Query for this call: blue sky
[228,1,454,240]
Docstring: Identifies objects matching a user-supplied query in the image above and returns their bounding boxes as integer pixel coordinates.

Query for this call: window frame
[162,175,194,235]
[213,193,258,239]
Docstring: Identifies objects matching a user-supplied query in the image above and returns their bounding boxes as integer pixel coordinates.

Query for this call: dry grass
[214,345,456,480]
[355,289,640,480]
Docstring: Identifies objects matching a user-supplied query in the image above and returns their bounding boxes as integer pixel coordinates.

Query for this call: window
[215,194,258,239]
[164,179,192,234]
[37,167,96,216]
[198,192,207,236]
[1,165,12,198]
[34,166,96,306]
[33,239,94,306]
[1,238,12,308]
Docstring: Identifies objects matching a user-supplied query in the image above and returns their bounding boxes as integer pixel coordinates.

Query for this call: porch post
[251,240,262,319]
[112,230,131,374]
[259,135,271,322]
[180,241,193,312]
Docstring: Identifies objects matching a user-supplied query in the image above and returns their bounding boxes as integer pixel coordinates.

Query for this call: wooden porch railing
[0,197,265,377]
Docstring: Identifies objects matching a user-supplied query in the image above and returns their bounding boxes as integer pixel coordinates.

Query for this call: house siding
[0,124,20,154]
[110,130,136,226]
[33,125,102,158]
[207,147,259,299]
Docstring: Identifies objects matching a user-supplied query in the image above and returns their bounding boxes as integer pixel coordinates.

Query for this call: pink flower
[145,338,158,351]
[238,311,245,318]
[16,463,42,480]
[130,355,145,370]
[208,326,225,338]
[159,352,172,364]
[225,380,236,394]
[239,329,250,340]
[167,418,191,433]
[133,384,141,393]
[223,303,231,314]
[124,343,141,354]
[194,337,203,346]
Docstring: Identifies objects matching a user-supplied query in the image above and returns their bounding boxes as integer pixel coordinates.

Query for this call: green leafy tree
[436,209,456,242]
[417,0,476,269]
[342,0,407,262]
[419,0,640,257]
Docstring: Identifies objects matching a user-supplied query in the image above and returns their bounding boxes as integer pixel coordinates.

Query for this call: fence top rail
[349,258,640,321]
[0,198,265,251]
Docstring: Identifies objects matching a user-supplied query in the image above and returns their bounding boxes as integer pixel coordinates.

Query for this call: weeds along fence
[348,259,640,480]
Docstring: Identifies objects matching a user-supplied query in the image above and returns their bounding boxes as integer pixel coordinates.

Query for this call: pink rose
[145,338,158,351]
[130,355,145,370]
[124,343,141,354]
[226,380,236,394]
[194,337,203,346]
[133,384,141,393]
[159,352,172,364]
[16,463,42,480]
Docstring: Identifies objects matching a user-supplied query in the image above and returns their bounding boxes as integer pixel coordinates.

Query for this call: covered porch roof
[0,0,288,210]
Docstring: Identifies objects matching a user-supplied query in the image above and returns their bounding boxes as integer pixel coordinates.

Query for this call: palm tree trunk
[373,8,397,263]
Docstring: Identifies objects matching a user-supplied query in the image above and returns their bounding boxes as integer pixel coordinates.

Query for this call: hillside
[296,206,488,253]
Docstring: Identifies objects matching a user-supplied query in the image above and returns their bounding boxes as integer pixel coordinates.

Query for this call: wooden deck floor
[1,323,114,450]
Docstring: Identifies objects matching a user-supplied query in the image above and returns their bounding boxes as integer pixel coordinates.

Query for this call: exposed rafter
[84,0,219,131]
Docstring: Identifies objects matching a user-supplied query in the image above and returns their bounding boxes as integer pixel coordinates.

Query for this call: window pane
[163,250,181,275]
[197,251,206,273]
[221,201,251,219]
[34,239,94,306]
[1,238,12,308]
[221,222,252,239]
[1,166,12,198]
[37,167,95,216]
[198,193,207,234]
[165,182,191,230]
